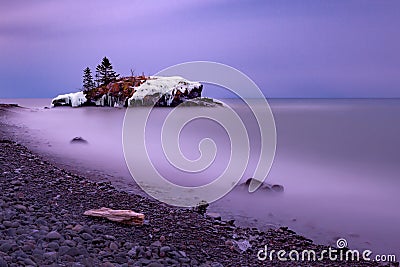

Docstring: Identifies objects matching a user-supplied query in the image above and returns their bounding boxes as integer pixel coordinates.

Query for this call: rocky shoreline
[0,112,397,266]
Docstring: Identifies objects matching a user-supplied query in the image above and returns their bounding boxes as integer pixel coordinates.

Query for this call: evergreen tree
[82,67,95,91]
[95,57,120,86]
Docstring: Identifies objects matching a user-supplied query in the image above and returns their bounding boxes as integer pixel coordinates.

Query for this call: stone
[47,242,60,251]
[127,248,136,256]
[179,251,187,257]
[32,248,44,258]
[0,257,7,267]
[109,242,119,251]
[101,262,115,267]
[104,235,116,241]
[206,212,221,221]
[23,258,36,266]
[225,240,233,246]
[151,241,162,247]
[91,237,104,245]
[43,252,57,261]
[65,247,80,257]
[59,246,70,256]
[114,254,128,264]
[2,221,12,228]
[179,257,190,263]
[194,200,209,215]
[64,240,76,247]
[160,246,171,253]
[46,231,62,240]
[14,204,27,212]
[71,224,84,232]
[0,243,12,253]
[81,233,93,240]
[123,242,133,249]
[21,242,35,252]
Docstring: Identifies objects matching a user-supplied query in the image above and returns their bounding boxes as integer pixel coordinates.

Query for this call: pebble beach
[0,106,397,267]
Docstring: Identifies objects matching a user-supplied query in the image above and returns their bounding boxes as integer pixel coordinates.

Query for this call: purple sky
[0,0,399,98]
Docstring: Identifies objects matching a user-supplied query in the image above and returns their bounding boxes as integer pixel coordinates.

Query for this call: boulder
[243,178,263,191]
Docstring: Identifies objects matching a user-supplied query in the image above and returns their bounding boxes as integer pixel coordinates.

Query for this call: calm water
[1,98,399,258]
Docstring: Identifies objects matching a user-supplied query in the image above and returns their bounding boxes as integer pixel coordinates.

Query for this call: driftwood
[83,207,144,225]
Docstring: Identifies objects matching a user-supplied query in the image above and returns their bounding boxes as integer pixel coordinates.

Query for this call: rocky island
[51,57,221,108]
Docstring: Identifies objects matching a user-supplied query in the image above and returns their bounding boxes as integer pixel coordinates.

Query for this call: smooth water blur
[1,98,399,258]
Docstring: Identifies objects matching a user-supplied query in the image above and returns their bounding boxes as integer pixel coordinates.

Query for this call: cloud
[1,0,400,98]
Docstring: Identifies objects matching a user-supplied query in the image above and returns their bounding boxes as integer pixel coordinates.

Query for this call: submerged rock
[244,178,264,191]
[70,137,88,144]
[180,98,223,107]
[241,178,284,193]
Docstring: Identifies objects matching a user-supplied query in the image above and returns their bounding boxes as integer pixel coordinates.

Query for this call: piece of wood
[84,207,144,225]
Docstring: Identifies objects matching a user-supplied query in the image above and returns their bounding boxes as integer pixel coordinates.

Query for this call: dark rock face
[88,77,205,107]
[52,99,72,107]
[128,78,204,108]
[84,75,147,107]
[154,86,203,107]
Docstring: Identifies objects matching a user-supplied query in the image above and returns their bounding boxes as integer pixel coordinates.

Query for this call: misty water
[1,98,399,258]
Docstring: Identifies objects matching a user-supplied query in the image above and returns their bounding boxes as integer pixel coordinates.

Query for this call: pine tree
[95,57,120,86]
[82,67,95,91]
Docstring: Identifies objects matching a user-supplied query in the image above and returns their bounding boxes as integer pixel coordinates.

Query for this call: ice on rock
[128,76,202,107]
[51,92,87,108]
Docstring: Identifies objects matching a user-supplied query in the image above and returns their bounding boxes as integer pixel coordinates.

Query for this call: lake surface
[1,98,399,258]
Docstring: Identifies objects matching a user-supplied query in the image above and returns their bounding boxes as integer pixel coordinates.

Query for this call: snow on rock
[128,76,203,107]
[51,92,87,108]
